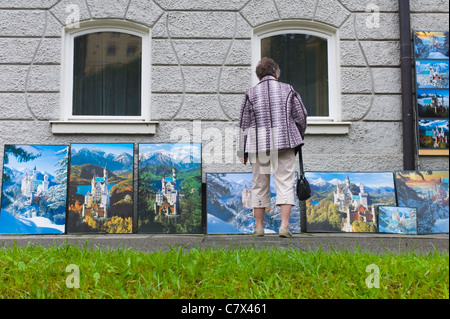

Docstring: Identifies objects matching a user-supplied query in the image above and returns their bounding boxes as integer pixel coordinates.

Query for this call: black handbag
[296,147,311,201]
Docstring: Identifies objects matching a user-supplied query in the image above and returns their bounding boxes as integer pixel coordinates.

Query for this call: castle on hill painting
[305,172,396,233]
[333,175,377,232]
[82,165,111,219]
[138,143,202,234]
[155,168,180,217]
[66,143,134,234]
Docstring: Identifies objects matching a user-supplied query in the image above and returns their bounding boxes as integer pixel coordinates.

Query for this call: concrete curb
[1,233,448,254]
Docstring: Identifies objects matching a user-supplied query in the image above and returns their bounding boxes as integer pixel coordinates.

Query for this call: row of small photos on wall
[413,31,449,151]
[0,144,448,235]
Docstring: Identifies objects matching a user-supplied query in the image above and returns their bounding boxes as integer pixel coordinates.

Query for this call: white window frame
[60,20,151,122]
[253,21,349,133]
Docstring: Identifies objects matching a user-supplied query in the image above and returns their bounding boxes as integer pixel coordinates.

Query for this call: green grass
[0,242,448,299]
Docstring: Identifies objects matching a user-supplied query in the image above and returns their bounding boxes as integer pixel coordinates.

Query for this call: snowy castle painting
[414,31,449,60]
[206,172,300,234]
[378,206,418,235]
[21,166,50,204]
[242,185,252,209]
[0,145,68,234]
[395,171,449,234]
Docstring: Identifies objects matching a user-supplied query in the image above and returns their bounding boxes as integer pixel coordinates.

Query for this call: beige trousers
[249,149,296,208]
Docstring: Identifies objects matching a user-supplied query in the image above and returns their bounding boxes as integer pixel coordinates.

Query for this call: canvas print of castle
[0,145,68,234]
[206,173,300,234]
[418,119,449,149]
[66,143,134,234]
[416,89,449,119]
[138,143,202,234]
[415,60,449,89]
[413,31,449,60]
[378,206,418,235]
[395,171,449,234]
[305,172,396,233]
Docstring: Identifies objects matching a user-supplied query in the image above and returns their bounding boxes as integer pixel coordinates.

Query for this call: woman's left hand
[238,156,248,165]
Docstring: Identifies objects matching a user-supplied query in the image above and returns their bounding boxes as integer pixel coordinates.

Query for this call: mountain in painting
[206,173,300,234]
[71,148,133,173]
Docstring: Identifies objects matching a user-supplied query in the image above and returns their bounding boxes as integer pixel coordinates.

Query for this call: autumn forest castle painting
[305,172,396,233]
[67,143,134,234]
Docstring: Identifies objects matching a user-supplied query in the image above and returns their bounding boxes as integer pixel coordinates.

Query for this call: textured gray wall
[0,0,449,184]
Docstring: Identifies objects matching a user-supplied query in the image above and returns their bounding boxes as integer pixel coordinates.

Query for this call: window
[254,23,342,125]
[261,34,328,117]
[61,21,151,122]
[73,32,141,116]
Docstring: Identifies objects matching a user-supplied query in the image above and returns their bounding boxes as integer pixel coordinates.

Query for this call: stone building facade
[0,0,449,188]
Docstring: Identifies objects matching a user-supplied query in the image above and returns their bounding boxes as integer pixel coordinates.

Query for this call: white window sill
[50,120,348,136]
[50,121,158,135]
[305,121,351,135]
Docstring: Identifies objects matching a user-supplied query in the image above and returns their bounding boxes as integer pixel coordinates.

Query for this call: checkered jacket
[237,76,308,156]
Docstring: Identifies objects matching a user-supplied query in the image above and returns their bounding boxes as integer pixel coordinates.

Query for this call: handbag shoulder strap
[298,147,305,176]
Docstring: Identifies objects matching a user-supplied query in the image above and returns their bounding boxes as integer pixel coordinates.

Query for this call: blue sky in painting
[71,143,134,156]
[139,143,201,162]
[5,145,67,176]
[219,172,253,184]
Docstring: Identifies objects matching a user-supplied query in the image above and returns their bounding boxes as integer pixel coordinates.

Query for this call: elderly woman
[237,57,308,238]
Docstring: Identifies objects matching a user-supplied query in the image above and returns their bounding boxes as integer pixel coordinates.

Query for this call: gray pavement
[1,233,448,254]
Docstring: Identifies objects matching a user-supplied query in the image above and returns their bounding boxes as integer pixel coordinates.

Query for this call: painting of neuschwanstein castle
[0,145,68,234]
[206,172,301,234]
[395,170,449,234]
[305,172,396,233]
[66,143,134,234]
[138,143,202,234]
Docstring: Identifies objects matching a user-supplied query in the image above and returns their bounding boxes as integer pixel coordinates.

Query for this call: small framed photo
[418,119,449,150]
[378,206,418,235]
[415,60,449,89]
[416,89,449,118]
[414,31,449,60]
